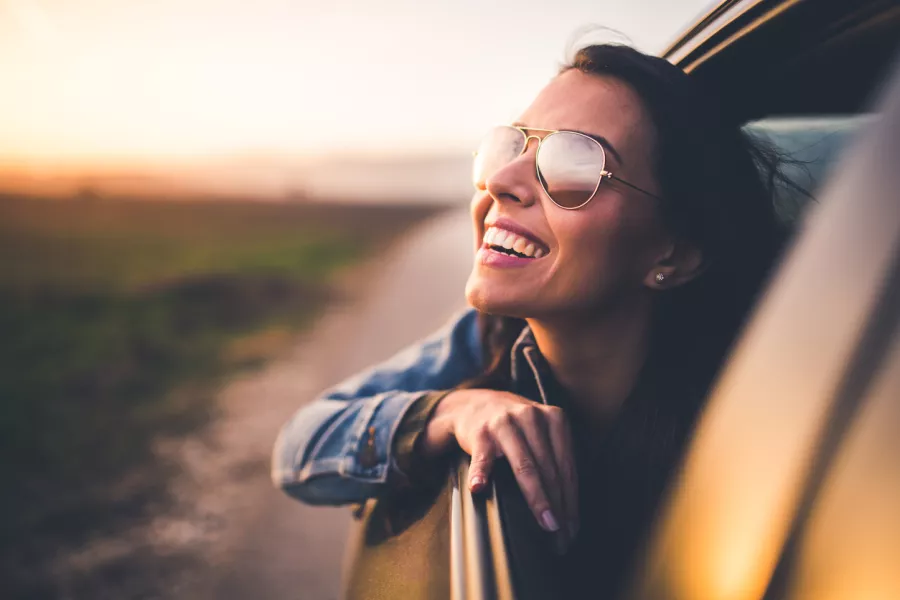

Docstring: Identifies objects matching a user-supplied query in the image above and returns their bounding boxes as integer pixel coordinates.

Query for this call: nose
[483,140,541,208]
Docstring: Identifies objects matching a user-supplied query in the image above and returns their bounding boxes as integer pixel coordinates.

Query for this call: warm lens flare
[0,0,712,199]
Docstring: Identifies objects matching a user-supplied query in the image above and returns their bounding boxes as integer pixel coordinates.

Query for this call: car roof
[660,0,900,120]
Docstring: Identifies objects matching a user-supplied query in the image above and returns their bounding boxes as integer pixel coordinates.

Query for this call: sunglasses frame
[476,125,662,210]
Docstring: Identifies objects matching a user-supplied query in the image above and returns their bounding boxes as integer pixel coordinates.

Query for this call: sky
[0,0,713,168]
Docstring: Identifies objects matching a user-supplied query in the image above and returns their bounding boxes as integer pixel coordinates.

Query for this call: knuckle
[542,405,566,424]
[513,403,539,422]
[472,424,491,442]
[513,457,538,478]
[542,404,563,418]
[487,413,513,432]
[471,450,491,465]
[544,466,561,485]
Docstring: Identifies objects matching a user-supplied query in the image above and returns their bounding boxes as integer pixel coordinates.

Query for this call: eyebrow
[512,122,625,165]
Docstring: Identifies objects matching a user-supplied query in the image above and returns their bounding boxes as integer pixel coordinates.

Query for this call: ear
[643,239,705,290]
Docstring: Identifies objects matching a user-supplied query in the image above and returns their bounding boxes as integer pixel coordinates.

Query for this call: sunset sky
[0,0,712,168]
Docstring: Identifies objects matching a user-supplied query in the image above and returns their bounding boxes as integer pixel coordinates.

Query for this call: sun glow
[0,0,713,201]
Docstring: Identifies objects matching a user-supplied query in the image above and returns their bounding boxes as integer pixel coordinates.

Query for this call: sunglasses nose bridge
[522,134,542,155]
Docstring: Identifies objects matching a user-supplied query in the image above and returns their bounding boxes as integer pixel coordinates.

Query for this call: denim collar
[509,325,554,407]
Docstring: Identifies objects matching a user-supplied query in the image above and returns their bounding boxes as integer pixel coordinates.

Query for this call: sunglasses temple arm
[607,173,662,201]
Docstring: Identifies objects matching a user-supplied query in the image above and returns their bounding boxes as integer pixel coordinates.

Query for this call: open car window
[744,115,874,224]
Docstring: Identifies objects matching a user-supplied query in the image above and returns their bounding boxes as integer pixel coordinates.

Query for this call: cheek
[555,201,623,265]
[551,201,660,295]
[470,192,491,250]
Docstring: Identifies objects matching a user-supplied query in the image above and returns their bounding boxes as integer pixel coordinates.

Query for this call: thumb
[468,434,495,493]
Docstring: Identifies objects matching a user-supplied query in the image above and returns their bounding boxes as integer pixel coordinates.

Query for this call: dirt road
[154,208,474,599]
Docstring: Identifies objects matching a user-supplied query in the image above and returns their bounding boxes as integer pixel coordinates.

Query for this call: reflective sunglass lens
[472,126,525,187]
[537,132,605,209]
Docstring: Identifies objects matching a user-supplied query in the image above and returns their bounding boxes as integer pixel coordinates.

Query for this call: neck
[527,293,654,425]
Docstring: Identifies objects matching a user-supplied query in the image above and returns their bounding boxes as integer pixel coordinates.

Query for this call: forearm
[271,309,483,505]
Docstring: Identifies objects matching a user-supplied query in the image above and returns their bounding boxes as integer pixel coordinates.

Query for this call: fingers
[451,390,577,550]
[544,406,579,541]
[512,405,567,538]
[467,429,495,493]
[489,415,560,534]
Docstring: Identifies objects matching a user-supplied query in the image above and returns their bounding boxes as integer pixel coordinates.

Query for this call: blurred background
[0,1,709,598]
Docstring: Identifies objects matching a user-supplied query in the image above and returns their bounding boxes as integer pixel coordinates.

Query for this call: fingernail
[541,510,560,532]
[469,475,485,490]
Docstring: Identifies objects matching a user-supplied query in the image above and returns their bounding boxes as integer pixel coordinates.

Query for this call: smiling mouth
[483,226,548,259]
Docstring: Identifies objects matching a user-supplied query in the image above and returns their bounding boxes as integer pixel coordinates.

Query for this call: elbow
[269,399,345,491]
[270,412,315,499]
[270,437,336,505]
[270,408,382,507]
[271,465,330,505]
[270,392,417,507]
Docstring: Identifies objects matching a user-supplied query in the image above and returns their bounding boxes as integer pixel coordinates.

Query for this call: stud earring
[655,272,666,284]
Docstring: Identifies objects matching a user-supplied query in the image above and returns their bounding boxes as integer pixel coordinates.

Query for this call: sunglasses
[472,125,661,210]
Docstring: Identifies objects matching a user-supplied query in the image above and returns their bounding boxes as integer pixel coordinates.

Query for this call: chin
[465,274,533,319]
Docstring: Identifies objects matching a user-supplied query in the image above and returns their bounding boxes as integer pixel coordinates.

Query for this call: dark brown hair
[467,43,790,393]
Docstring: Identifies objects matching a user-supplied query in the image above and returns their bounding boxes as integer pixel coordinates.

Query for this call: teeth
[483,226,547,258]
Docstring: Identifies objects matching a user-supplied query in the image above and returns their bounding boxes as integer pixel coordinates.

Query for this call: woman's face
[465,69,672,319]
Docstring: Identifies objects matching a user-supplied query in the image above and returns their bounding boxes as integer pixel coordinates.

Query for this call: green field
[0,194,440,573]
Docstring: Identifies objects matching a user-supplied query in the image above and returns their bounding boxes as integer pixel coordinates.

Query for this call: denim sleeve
[271,308,483,505]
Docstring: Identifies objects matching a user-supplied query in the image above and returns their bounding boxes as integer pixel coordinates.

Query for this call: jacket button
[358,426,379,469]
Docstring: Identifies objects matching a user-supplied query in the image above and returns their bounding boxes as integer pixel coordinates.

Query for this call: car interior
[745,115,872,224]
[671,0,899,231]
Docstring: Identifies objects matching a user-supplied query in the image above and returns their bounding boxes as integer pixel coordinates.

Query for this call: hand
[421,388,579,550]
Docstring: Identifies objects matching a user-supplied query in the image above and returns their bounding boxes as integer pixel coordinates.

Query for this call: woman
[272,43,787,597]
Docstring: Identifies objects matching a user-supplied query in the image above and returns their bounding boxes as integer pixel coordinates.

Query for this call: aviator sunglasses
[472,125,661,210]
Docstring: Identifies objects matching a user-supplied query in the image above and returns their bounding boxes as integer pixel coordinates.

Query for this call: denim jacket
[272,309,487,505]
[273,305,706,598]
[271,307,563,506]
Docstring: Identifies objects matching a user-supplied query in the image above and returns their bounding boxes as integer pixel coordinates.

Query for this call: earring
[655,272,666,284]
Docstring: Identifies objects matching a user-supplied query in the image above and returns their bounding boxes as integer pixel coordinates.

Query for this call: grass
[0,194,442,582]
